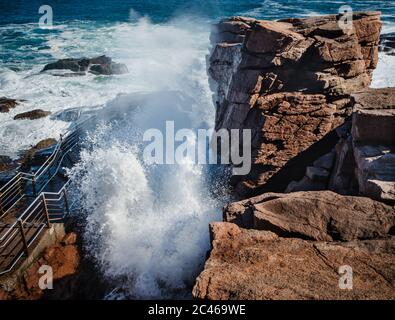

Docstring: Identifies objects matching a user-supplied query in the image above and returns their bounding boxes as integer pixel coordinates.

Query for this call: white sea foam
[1,9,395,299]
[372,52,395,88]
[64,18,226,299]
[0,17,210,157]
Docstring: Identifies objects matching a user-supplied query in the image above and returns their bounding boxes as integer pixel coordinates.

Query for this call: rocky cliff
[209,12,382,197]
[287,88,395,204]
[193,221,394,300]
[194,12,395,300]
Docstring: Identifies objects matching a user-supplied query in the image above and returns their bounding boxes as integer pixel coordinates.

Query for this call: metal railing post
[42,194,51,227]
[32,176,37,196]
[18,220,29,257]
[63,189,70,216]
[0,192,3,215]
[18,178,23,197]
[0,116,95,275]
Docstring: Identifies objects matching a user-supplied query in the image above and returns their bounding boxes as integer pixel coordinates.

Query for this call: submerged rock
[193,222,395,300]
[41,55,128,75]
[0,155,13,172]
[14,109,51,120]
[0,97,19,113]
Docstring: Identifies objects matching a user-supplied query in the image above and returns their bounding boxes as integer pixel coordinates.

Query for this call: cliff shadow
[241,128,341,198]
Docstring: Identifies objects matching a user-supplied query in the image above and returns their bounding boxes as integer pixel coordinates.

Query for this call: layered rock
[287,88,395,203]
[194,190,395,299]
[223,190,395,241]
[209,12,382,197]
[195,12,395,301]
[41,55,128,76]
[193,222,395,300]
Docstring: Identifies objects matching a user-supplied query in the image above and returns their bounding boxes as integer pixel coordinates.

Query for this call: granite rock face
[352,88,395,144]
[209,12,382,197]
[223,190,395,241]
[193,222,395,300]
[194,12,395,301]
[195,190,395,300]
[288,88,395,203]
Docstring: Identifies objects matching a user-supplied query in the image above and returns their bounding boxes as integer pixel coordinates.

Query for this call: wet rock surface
[0,155,13,172]
[20,138,57,172]
[0,97,20,113]
[14,109,51,120]
[41,55,128,76]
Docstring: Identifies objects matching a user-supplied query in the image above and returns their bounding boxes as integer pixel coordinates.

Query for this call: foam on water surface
[1,1,395,298]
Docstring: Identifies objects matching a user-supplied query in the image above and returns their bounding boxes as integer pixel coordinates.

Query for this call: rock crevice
[209,12,382,197]
[194,12,395,300]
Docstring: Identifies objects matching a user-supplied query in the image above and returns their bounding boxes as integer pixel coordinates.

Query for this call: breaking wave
[66,17,227,299]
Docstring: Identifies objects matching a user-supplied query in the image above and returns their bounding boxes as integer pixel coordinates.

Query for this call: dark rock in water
[21,138,57,171]
[89,62,128,75]
[41,55,128,75]
[14,109,51,120]
[42,58,89,73]
[0,155,12,165]
[0,97,19,113]
[52,72,87,77]
[0,155,13,172]
[380,32,395,55]
[0,155,20,186]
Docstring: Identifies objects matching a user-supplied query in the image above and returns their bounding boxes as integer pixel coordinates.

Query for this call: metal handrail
[0,116,93,219]
[0,115,95,275]
[0,182,72,275]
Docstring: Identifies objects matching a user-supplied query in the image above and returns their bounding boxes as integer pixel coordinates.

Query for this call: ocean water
[1,0,394,299]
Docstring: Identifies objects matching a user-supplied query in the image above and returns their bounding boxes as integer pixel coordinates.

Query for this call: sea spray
[68,119,225,299]
[65,17,227,298]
